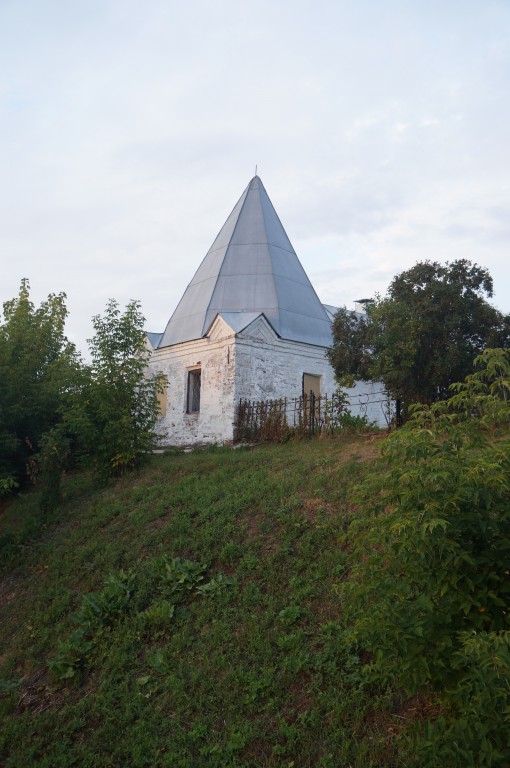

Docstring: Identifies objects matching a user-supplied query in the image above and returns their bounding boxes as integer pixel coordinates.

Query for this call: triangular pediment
[237,314,278,342]
[205,311,278,343]
[206,314,238,342]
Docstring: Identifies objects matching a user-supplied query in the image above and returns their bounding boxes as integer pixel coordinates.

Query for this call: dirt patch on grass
[243,513,279,547]
[150,517,168,530]
[149,510,175,529]
[300,497,338,522]
[0,573,21,601]
[392,692,443,727]
[285,672,314,717]
[13,668,61,715]
[340,433,386,464]
[245,514,261,542]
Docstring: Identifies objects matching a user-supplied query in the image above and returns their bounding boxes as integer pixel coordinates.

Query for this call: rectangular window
[187,369,201,413]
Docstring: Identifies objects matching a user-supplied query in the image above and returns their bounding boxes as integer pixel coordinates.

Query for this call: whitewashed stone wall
[148,314,391,446]
[343,380,393,428]
[234,326,391,428]
[148,321,237,446]
[234,325,337,402]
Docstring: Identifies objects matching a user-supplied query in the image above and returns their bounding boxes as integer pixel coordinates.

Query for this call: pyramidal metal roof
[158,175,333,348]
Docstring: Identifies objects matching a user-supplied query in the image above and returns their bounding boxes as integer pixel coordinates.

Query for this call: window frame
[302,372,321,398]
[186,368,201,414]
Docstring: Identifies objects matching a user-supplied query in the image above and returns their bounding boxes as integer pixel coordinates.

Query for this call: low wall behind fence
[234,388,394,441]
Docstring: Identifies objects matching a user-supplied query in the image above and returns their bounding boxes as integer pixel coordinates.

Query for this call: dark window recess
[187,370,201,413]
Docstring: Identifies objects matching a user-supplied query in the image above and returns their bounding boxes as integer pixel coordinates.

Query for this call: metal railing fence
[234,389,393,442]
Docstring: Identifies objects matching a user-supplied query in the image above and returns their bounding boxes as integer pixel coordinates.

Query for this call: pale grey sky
[1,0,509,353]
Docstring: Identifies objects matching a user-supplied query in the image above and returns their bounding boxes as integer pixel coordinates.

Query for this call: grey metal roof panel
[160,281,217,345]
[207,185,250,254]
[259,198,296,253]
[323,304,340,320]
[270,244,314,283]
[187,245,230,283]
[274,273,322,313]
[158,175,333,349]
[146,331,163,349]
[159,312,206,346]
[279,309,333,346]
[208,273,279,313]
[214,243,274,276]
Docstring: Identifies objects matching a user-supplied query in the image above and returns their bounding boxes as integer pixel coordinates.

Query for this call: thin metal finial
[255,164,257,177]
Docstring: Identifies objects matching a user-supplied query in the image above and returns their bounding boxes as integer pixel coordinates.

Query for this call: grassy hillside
[0,436,414,768]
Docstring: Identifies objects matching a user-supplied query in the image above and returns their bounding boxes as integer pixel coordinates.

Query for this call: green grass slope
[0,437,410,768]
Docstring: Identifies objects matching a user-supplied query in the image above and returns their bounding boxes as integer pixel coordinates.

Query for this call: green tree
[0,279,79,485]
[327,305,371,387]
[66,299,164,476]
[328,260,510,420]
[342,349,510,765]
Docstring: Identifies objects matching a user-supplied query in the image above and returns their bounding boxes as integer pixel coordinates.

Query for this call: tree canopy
[328,259,510,418]
[64,299,165,477]
[0,283,164,499]
[0,279,79,485]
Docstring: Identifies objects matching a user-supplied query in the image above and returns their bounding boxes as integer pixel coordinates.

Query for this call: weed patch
[0,437,418,767]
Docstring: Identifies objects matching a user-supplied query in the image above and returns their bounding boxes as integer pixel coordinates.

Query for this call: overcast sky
[1,0,509,354]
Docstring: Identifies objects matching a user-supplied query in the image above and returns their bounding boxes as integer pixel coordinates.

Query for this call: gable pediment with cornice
[236,314,278,343]
[206,314,238,342]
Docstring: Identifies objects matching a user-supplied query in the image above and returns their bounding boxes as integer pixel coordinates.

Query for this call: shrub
[159,556,206,598]
[341,349,510,765]
[0,476,18,498]
[48,629,94,681]
[36,427,70,512]
[64,299,165,478]
[75,570,137,631]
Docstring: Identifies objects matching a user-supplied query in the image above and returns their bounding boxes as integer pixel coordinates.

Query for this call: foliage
[0,438,404,767]
[419,631,510,767]
[235,398,292,442]
[35,426,71,512]
[0,477,18,498]
[328,260,510,419]
[64,299,165,476]
[49,560,227,681]
[322,389,375,432]
[196,573,235,597]
[0,279,80,484]
[159,555,207,598]
[328,306,371,387]
[235,389,375,443]
[47,629,94,681]
[74,569,137,632]
[49,570,139,679]
[341,349,510,765]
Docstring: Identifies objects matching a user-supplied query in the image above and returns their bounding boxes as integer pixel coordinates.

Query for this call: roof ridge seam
[278,307,333,320]
[257,183,280,331]
[203,180,253,334]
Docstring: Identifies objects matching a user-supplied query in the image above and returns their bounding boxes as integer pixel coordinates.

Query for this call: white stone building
[147,176,389,446]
